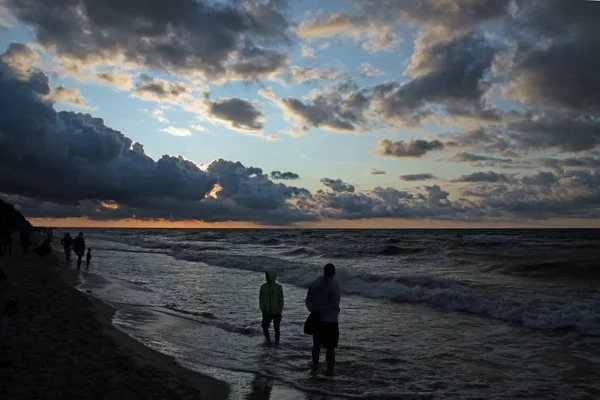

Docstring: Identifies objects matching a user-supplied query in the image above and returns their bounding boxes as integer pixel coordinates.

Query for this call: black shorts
[314,322,339,349]
[261,313,282,328]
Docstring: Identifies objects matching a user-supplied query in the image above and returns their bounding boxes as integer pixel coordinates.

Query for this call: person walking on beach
[259,270,284,345]
[86,248,92,268]
[72,232,86,269]
[306,263,340,373]
[60,233,73,263]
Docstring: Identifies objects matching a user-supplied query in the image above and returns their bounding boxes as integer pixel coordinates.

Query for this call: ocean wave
[175,251,600,336]
[284,247,316,256]
[156,306,259,337]
[163,304,216,319]
[316,244,427,258]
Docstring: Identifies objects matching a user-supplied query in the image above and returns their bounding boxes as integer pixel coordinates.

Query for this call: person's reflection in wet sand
[246,374,273,400]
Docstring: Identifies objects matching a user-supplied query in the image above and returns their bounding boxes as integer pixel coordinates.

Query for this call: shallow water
[74,229,600,399]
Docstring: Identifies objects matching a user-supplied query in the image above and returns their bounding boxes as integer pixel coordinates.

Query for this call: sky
[0,0,599,228]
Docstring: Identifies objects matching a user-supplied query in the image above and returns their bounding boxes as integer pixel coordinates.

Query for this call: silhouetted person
[19,227,31,254]
[259,270,284,344]
[306,263,340,373]
[60,233,73,263]
[86,248,92,268]
[72,232,86,269]
[33,239,52,257]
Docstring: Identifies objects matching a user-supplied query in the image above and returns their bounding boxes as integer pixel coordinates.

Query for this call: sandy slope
[0,239,229,400]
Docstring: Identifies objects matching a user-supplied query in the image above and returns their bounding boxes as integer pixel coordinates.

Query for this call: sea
[67,228,600,399]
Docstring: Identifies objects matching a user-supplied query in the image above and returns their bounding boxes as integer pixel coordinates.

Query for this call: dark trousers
[261,313,281,343]
[312,322,339,371]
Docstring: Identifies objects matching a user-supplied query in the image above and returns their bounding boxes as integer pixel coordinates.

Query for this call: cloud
[320,178,355,193]
[152,109,169,124]
[361,63,384,77]
[368,168,386,175]
[0,42,40,77]
[297,13,400,52]
[271,171,300,180]
[452,171,514,183]
[0,51,315,225]
[289,66,343,84]
[132,74,191,104]
[96,70,134,91]
[45,85,96,110]
[502,1,600,115]
[270,82,371,135]
[301,44,316,59]
[190,124,206,132]
[161,127,192,137]
[377,139,444,158]
[398,173,437,181]
[3,0,292,83]
[207,97,264,132]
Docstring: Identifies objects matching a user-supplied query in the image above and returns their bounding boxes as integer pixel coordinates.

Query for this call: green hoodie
[259,270,284,316]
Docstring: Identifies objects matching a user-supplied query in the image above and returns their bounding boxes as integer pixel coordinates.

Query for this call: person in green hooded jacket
[259,270,284,344]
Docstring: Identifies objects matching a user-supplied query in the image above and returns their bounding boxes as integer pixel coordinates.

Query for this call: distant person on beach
[306,263,340,373]
[60,233,73,262]
[19,227,31,254]
[259,270,284,345]
[72,232,86,269]
[86,248,92,268]
[33,239,52,257]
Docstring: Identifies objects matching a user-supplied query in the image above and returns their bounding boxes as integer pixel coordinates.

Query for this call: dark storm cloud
[0,50,315,225]
[505,0,600,114]
[208,97,264,132]
[398,174,437,182]
[320,178,355,193]
[377,139,443,158]
[270,171,300,180]
[539,157,600,171]
[132,74,191,103]
[507,114,600,153]
[3,0,291,81]
[280,95,363,133]
[452,171,515,183]
[370,34,498,127]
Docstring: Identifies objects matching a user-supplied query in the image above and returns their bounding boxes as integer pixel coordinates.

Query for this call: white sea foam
[175,250,600,336]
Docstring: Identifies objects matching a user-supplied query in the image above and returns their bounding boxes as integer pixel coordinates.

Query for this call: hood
[266,270,278,283]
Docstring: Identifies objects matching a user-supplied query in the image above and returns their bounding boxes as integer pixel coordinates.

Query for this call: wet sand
[0,238,229,400]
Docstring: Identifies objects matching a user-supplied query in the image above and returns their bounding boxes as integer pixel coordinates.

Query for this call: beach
[0,237,229,400]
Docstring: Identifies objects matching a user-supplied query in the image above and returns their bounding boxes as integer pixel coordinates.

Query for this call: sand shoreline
[0,238,229,400]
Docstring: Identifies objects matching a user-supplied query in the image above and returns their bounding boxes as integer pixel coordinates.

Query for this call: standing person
[305,263,340,373]
[86,248,92,268]
[60,233,73,263]
[259,270,284,345]
[72,232,86,269]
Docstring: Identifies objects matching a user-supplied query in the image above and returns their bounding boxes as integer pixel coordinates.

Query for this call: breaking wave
[174,251,600,336]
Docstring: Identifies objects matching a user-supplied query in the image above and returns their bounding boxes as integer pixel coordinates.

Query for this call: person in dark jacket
[259,270,284,344]
[72,232,86,269]
[60,233,73,263]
